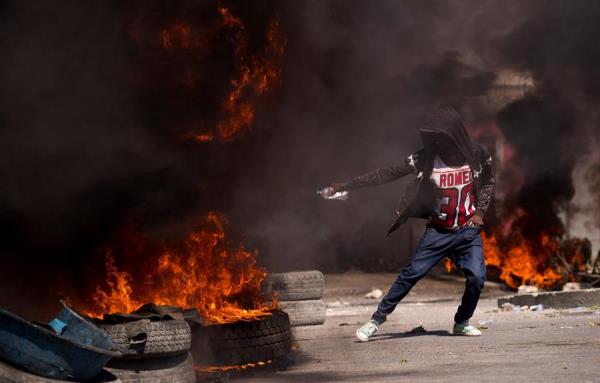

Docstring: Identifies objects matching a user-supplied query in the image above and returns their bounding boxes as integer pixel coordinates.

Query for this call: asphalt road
[226,273,600,383]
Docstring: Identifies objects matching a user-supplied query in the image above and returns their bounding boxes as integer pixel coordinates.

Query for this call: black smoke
[1,0,599,318]
[489,1,600,240]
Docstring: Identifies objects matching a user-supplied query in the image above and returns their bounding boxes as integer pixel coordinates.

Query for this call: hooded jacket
[335,108,495,235]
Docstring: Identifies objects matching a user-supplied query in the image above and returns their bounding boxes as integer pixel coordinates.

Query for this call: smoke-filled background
[1,0,599,318]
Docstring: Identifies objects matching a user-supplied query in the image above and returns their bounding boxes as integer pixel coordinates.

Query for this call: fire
[89,252,141,315]
[483,231,564,289]
[194,359,272,373]
[156,7,286,143]
[444,228,586,289]
[212,8,287,142]
[132,7,286,143]
[447,120,590,290]
[83,212,274,324]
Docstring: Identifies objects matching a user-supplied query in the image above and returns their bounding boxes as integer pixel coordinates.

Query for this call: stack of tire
[263,270,326,326]
[98,318,195,383]
[189,310,292,366]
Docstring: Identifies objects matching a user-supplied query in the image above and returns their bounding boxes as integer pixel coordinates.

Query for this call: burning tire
[263,270,324,301]
[190,310,292,366]
[278,300,326,326]
[106,352,195,383]
[98,319,191,358]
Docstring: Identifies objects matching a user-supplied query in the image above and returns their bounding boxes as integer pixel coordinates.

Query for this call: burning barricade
[72,212,293,379]
[445,212,593,292]
[0,212,294,381]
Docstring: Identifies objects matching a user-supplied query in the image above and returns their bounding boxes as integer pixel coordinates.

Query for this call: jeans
[372,225,485,325]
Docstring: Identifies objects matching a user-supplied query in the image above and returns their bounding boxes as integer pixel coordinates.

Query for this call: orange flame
[481,226,587,289]
[461,121,588,290]
[443,222,586,289]
[483,231,563,289]
[194,359,272,373]
[90,252,141,315]
[150,7,286,143]
[212,8,287,142]
[83,212,274,324]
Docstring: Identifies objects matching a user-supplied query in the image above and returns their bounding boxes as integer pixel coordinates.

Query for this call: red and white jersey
[429,155,476,229]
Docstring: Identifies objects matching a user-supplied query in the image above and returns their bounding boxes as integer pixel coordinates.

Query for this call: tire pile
[263,270,326,326]
[98,318,195,383]
[189,310,292,366]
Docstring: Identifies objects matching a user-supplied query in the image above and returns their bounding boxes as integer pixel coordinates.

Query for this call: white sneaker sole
[356,329,371,342]
[453,331,482,336]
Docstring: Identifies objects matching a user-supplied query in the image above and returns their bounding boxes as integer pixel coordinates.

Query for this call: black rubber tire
[106,353,195,383]
[263,271,324,301]
[278,300,326,326]
[0,361,119,383]
[190,310,292,366]
[98,320,191,359]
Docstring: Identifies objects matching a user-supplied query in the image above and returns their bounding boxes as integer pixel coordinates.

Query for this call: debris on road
[562,282,591,291]
[0,301,118,381]
[328,300,351,308]
[364,288,383,299]
[407,325,427,334]
[338,321,362,327]
[500,302,544,313]
[518,285,539,295]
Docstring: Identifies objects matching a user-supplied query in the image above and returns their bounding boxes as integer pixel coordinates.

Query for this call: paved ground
[223,272,600,383]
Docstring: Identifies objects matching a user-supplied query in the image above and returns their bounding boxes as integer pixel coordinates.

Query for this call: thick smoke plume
[489,1,600,244]
[1,0,599,317]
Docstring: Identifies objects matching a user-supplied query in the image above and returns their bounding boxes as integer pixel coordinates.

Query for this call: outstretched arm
[332,152,421,192]
[335,165,410,191]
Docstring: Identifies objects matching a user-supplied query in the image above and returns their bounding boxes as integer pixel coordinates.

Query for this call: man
[320,107,495,341]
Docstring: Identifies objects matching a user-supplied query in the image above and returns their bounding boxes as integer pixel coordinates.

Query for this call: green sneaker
[453,323,482,336]
[356,319,379,342]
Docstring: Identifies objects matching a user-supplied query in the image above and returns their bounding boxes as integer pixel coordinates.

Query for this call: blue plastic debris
[54,300,114,350]
[48,318,68,335]
[0,303,120,381]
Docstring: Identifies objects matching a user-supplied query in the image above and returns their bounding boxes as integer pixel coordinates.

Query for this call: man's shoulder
[472,144,493,171]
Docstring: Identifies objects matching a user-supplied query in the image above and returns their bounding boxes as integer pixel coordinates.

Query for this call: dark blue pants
[372,226,485,325]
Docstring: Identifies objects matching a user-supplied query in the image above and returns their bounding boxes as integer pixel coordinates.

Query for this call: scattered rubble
[477,319,495,326]
[328,301,351,308]
[518,285,539,295]
[364,288,383,299]
[407,325,427,334]
[500,302,543,313]
[562,282,591,291]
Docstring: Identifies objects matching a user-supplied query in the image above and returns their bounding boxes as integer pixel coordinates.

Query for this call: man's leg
[452,227,486,325]
[371,227,455,324]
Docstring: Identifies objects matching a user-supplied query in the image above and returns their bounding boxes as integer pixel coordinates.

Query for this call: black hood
[418,107,481,174]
